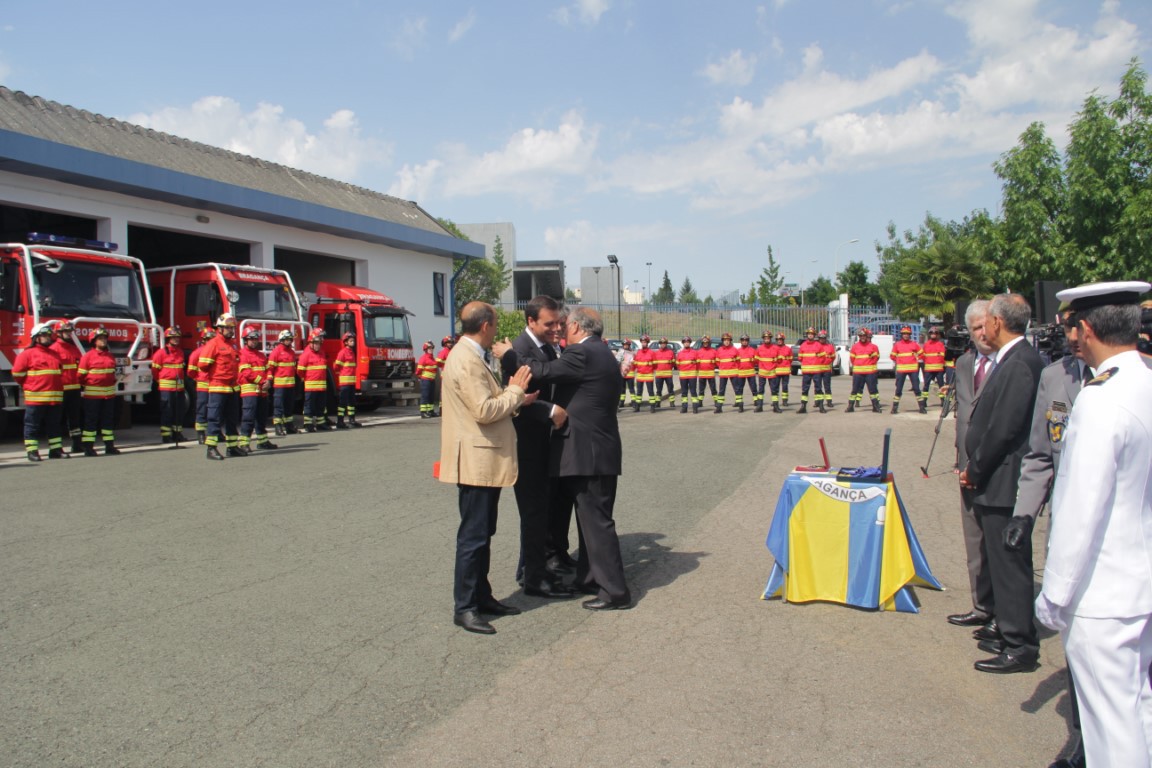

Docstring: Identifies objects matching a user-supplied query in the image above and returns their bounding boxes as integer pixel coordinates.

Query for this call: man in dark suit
[945,300,997,630]
[960,293,1044,673]
[500,306,631,609]
[502,295,576,599]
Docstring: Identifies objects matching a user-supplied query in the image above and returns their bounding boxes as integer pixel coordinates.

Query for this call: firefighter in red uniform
[631,335,657,411]
[434,335,453,416]
[755,331,777,413]
[714,332,739,413]
[773,332,791,409]
[50,320,84,453]
[152,326,188,447]
[237,328,279,453]
[890,326,926,414]
[268,330,298,436]
[13,323,65,461]
[199,314,243,460]
[188,328,215,443]
[847,327,882,413]
[77,327,120,456]
[298,329,330,431]
[797,327,825,413]
[653,337,676,407]
[675,336,698,413]
[920,326,947,408]
[696,335,719,411]
[817,329,835,410]
[615,339,636,408]
[416,340,439,418]
[733,333,757,413]
[334,331,362,428]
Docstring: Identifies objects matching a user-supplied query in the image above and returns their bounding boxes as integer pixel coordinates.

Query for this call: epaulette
[1086,367,1119,386]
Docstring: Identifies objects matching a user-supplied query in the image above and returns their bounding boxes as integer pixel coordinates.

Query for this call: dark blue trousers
[454,485,500,614]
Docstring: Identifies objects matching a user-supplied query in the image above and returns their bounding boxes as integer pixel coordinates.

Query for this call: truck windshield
[362,309,411,346]
[224,279,299,321]
[33,257,148,321]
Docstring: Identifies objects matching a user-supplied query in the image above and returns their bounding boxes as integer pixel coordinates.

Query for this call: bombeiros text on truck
[0,233,161,426]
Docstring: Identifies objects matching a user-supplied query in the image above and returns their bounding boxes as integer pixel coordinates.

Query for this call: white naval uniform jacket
[1044,350,1152,618]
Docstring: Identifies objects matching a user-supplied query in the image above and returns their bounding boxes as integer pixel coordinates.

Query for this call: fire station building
[0,86,482,346]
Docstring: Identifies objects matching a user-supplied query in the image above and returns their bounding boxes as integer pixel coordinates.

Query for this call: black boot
[680,403,688,413]
[349,417,362,428]
[692,402,700,414]
[304,424,317,433]
[336,418,349,430]
[772,402,782,413]
[872,400,882,413]
[197,430,207,445]
[48,448,69,459]
[754,402,763,412]
[274,423,286,437]
[918,400,928,414]
[286,422,299,435]
[104,442,121,456]
[737,401,744,413]
[798,402,807,414]
[257,439,280,450]
[891,402,899,414]
[206,446,225,461]
[27,451,42,462]
[715,403,723,414]
[846,401,855,413]
[650,403,657,413]
[84,445,99,457]
[71,436,84,454]
[817,400,826,414]
[171,431,186,449]
[632,402,641,412]
[227,446,248,458]
[162,434,173,444]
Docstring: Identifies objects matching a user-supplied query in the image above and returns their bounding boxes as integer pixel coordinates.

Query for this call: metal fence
[495,301,894,343]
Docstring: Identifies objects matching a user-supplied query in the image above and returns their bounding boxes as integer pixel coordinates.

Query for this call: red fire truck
[147,263,311,353]
[306,282,416,408]
[0,234,160,425]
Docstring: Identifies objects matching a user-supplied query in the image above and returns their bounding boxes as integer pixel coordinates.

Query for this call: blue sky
[2,1,1149,299]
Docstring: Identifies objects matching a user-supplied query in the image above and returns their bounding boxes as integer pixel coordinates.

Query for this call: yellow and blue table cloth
[763,473,942,612]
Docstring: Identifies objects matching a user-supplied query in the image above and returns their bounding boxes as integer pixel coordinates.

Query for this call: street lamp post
[646,262,652,304]
[593,266,601,310]
[834,238,860,292]
[607,254,621,340]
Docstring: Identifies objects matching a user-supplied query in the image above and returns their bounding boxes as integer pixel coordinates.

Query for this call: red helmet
[164,326,182,339]
[342,332,355,343]
[900,326,912,335]
[858,327,871,337]
[308,330,325,343]
[423,340,435,351]
[442,336,453,346]
[817,329,828,337]
[721,332,733,340]
[201,328,216,341]
[640,335,651,343]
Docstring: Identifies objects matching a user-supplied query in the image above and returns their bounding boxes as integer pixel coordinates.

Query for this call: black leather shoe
[977,638,1004,655]
[947,610,991,627]
[974,650,1038,674]
[206,446,225,461]
[524,581,577,599]
[1049,736,1085,768]
[972,619,1000,642]
[582,596,631,611]
[546,554,577,574]
[478,598,522,616]
[453,610,496,635]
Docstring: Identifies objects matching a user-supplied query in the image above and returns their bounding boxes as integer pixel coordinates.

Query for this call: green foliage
[756,246,786,305]
[804,276,836,305]
[496,307,524,341]
[836,261,882,305]
[653,270,676,304]
[491,236,512,294]
[678,276,700,304]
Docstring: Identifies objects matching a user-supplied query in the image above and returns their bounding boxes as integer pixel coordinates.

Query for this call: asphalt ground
[0,377,1074,767]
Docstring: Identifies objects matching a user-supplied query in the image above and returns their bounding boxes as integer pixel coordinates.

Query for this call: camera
[1033,323,1067,365]
[942,324,971,361]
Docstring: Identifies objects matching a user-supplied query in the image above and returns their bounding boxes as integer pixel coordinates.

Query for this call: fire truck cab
[307,282,416,407]
[147,263,311,354]
[0,234,160,416]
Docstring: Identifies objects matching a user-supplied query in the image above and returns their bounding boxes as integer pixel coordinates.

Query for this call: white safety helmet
[32,322,55,337]
[278,329,295,343]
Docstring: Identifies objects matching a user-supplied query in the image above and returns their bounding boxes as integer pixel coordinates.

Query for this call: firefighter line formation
[12,313,366,462]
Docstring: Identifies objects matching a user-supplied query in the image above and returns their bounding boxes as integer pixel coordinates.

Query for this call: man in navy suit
[960,293,1044,673]
[500,306,631,610]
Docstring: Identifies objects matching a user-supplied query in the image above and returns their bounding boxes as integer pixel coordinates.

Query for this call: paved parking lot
[0,377,1074,767]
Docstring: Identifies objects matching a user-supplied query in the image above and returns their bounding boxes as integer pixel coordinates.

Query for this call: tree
[893,232,993,320]
[756,245,785,305]
[438,217,503,315]
[804,276,836,306]
[652,270,676,304]
[836,261,882,306]
[678,276,700,304]
[491,235,512,296]
[993,121,1067,292]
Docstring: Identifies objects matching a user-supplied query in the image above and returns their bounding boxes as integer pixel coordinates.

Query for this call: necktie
[543,343,557,361]
[484,350,491,364]
[974,356,988,392]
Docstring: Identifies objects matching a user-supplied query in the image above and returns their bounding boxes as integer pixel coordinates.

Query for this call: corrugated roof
[0,86,452,239]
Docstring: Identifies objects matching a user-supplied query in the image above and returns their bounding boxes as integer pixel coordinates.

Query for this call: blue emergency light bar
[27,232,119,252]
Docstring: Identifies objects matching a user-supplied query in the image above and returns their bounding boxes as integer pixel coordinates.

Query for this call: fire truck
[147,263,311,354]
[306,282,416,408]
[0,234,161,424]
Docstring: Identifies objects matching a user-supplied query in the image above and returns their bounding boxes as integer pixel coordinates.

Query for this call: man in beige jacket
[439,302,535,635]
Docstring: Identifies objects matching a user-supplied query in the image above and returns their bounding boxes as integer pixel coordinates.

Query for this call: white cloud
[701,50,757,87]
[429,111,598,201]
[126,97,392,182]
[391,17,427,60]
[449,10,476,43]
[552,0,610,26]
[388,159,443,201]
